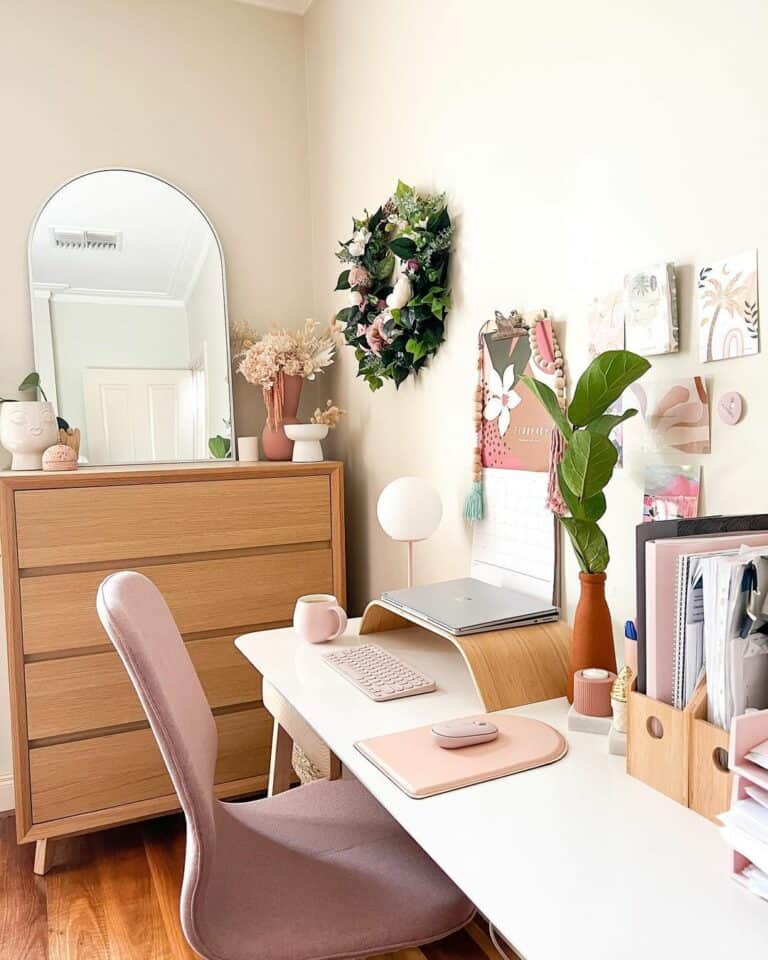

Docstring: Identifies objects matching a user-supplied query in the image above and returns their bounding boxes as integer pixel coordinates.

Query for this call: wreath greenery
[334,181,453,390]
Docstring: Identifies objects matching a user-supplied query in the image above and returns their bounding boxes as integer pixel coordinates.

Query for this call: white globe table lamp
[376,477,442,587]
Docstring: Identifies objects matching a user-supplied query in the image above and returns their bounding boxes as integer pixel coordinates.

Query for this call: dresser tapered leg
[33,838,54,876]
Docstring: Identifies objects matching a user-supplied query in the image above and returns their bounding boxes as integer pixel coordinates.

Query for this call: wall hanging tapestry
[333,181,453,390]
[465,310,565,521]
[697,249,760,362]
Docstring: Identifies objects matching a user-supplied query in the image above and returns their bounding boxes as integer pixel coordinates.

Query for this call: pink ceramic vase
[261,374,302,460]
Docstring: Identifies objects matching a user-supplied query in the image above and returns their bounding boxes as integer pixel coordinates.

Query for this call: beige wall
[304,0,768,625]
[0,0,313,802]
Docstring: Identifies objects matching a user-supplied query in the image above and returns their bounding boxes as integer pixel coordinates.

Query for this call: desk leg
[268,720,294,797]
[329,751,342,781]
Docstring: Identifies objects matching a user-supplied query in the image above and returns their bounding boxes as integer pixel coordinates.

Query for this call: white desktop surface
[236,620,768,960]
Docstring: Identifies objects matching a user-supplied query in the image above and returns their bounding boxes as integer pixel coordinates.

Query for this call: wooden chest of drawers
[0,461,345,848]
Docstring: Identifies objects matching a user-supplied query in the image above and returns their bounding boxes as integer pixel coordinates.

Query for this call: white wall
[304,0,768,628]
[0,0,313,809]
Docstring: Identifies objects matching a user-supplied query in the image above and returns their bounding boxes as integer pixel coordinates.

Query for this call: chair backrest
[96,571,218,836]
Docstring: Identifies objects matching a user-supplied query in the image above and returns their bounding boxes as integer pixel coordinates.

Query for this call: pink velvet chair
[96,571,474,960]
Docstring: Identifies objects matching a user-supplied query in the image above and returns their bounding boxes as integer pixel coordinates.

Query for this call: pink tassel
[546,426,567,515]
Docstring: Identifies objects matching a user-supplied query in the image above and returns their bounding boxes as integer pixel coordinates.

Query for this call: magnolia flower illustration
[483,364,521,437]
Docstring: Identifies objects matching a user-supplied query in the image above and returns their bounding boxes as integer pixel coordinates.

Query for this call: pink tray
[355,711,567,798]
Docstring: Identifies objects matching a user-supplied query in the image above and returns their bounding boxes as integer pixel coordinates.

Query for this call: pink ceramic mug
[293,594,347,644]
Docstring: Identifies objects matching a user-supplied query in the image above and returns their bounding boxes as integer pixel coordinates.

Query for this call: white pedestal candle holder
[284,424,329,463]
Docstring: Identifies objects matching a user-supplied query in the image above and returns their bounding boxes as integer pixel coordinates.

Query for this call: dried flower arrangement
[235,320,337,429]
[311,400,345,429]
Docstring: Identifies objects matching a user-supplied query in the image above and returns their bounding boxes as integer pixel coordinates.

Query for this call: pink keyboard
[322,644,437,701]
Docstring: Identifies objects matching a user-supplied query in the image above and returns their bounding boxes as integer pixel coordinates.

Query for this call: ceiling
[233,0,313,14]
[30,170,216,303]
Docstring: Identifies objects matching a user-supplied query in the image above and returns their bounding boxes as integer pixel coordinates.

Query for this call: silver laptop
[381,577,560,636]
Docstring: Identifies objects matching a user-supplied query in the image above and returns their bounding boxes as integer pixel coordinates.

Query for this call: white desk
[236,620,768,960]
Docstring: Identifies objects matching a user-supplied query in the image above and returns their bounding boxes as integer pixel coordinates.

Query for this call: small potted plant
[522,349,650,701]
[0,373,63,470]
[285,401,345,463]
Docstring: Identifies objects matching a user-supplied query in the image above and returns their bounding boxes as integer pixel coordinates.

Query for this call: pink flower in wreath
[365,312,395,356]
[348,266,370,289]
[483,364,521,437]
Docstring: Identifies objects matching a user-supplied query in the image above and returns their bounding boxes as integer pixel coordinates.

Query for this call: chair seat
[195,778,475,960]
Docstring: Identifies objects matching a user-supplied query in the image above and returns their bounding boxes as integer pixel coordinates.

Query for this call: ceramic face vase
[0,401,59,470]
[261,375,302,461]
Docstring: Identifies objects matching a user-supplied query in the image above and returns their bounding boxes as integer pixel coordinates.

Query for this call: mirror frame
[27,167,235,466]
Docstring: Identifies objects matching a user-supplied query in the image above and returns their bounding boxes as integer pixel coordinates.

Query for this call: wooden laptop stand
[359,600,570,711]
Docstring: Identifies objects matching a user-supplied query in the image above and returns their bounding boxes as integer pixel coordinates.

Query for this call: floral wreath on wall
[333,181,453,390]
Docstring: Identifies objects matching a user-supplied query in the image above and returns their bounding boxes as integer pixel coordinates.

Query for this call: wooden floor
[0,812,507,960]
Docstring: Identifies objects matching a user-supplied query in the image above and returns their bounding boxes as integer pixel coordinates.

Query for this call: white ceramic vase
[0,401,59,470]
[284,424,329,463]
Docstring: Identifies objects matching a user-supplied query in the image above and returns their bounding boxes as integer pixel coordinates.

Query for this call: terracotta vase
[568,572,617,702]
[261,375,302,461]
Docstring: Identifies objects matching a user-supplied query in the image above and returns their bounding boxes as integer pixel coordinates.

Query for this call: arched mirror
[28,169,234,465]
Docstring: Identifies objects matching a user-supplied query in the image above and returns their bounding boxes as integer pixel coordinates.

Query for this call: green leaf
[395,180,413,199]
[335,270,350,291]
[560,431,617,500]
[426,207,450,233]
[365,374,383,391]
[368,206,384,232]
[388,237,417,259]
[519,375,573,439]
[18,371,47,401]
[405,337,428,361]
[208,435,231,459]
[568,351,650,426]
[557,464,606,521]
[559,518,610,573]
[335,306,358,327]
[374,254,395,280]
[584,407,638,436]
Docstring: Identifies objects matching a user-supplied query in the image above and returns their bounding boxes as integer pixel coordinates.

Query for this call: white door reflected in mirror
[28,169,234,466]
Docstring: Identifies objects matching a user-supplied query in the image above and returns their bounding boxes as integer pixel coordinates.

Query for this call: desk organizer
[627,682,733,821]
[725,710,768,888]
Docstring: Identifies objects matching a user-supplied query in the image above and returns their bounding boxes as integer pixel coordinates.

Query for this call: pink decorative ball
[42,443,78,472]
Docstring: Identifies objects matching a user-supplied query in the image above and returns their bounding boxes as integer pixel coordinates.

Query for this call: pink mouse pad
[355,711,567,798]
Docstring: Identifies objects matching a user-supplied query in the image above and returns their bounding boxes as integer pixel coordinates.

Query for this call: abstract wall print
[587,290,624,358]
[480,320,558,472]
[631,376,710,454]
[624,263,679,356]
[698,249,760,362]
[643,464,701,523]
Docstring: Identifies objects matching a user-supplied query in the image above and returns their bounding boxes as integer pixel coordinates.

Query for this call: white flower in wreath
[348,227,371,258]
[483,364,521,437]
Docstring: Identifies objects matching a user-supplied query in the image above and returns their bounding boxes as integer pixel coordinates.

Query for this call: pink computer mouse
[431,718,499,749]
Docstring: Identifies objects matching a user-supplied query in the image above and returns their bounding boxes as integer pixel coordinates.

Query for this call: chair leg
[268,719,294,797]
[329,750,342,781]
[33,838,54,876]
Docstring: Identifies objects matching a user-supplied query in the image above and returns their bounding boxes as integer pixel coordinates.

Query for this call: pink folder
[646,532,768,704]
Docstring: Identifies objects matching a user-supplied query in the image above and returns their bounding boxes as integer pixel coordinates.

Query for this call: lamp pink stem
[407,540,414,588]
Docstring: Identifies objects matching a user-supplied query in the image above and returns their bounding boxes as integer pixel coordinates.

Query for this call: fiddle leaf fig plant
[521,350,650,575]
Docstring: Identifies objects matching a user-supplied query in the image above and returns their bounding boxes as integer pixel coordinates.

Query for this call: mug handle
[329,605,348,640]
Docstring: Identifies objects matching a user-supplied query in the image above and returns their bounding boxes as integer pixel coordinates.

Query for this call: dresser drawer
[25,636,262,741]
[21,547,332,656]
[30,707,272,823]
[15,476,331,568]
